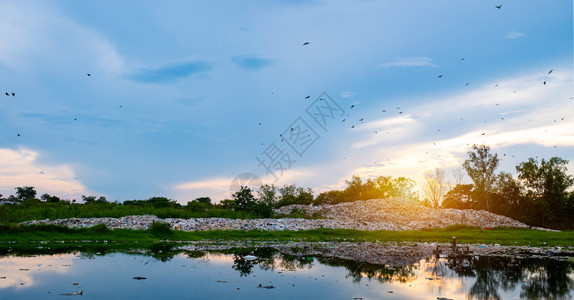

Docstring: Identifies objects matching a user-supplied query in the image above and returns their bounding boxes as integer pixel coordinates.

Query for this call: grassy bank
[1,224,573,248]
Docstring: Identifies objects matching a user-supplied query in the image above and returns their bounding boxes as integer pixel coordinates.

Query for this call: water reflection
[0,244,572,299]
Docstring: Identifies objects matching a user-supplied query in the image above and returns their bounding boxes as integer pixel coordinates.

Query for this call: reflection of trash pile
[24,198,529,231]
[274,198,529,230]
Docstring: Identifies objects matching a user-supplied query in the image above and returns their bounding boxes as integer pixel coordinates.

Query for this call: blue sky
[0,0,572,203]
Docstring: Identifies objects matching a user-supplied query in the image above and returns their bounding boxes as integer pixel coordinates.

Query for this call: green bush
[90,224,110,234]
[148,221,172,236]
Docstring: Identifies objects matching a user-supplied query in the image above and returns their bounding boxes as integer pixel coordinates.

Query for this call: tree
[147,196,178,208]
[491,172,522,218]
[194,197,212,205]
[516,157,574,228]
[463,144,499,211]
[258,184,278,206]
[389,177,419,201]
[314,190,345,205]
[15,186,37,201]
[82,195,96,204]
[276,184,313,207]
[41,193,61,203]
[233,186,256,210]
[442,184,474,209]
[422,168,448,208]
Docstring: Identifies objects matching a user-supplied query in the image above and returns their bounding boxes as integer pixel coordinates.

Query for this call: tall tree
[491,172,522,218]
[232,186,256,210]
[15,186,37,201]
[441,184,474,209]
[422,168,448,208]
[463,144,499,211]
[516,157,574,228]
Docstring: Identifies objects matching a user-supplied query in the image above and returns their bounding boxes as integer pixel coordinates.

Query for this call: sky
[0,0,572,204]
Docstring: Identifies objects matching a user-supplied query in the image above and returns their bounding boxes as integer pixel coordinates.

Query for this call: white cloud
[379,56,437,68]
[335,65,574,193]
[0,2,124,72]
[505,31,525,39]
[0,148,90,200]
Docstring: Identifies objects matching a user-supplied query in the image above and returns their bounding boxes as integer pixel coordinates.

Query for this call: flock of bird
[286,2,567,166]
[4,3,569,176]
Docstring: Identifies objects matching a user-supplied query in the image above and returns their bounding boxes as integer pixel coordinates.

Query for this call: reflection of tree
[318,257,416,284]
[148,243,177,262]
[232,254,254,277]
[520,259,574,300]
[466,256,574,300]
[231,247,278,277]
[278,254,313,271]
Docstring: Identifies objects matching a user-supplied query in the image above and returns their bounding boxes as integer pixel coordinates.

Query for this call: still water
[1,247,573,300]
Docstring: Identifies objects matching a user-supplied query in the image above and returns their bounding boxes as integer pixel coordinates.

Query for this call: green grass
[1,224,573,248]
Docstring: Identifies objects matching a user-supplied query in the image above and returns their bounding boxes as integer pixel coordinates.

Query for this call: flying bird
[305,95,310,99]
[495,5,502,9]
[4,92,8,96]
[460,57,466,61]
[465,82,470,86]
[437,75,443,78]
[548,69,553,74]
[87,73,91,76]
[11,93,15,96]
[17,134,20,137]
[543,81,546,85]
[303,42,310,46]
[358,118,364,121]
[350,105,355,109]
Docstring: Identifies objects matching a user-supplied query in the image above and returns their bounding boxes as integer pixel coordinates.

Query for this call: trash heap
[23,198,530,231]
[273,197,529,230]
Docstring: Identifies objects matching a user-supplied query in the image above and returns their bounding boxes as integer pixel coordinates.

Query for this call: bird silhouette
[460,57,466,61]
[4,92,8,96]
[465,82,470,86]
[543,81,546,85]
[17,134,20,137]
[437,75,443,78]
[87,73,91,76]
[305,96,310,99]
[548,69,553,74]
[350,105,355,109]
[495,5,502,9]
[358,118,364,121]
[303,42,310,46]
[11,93,15,96]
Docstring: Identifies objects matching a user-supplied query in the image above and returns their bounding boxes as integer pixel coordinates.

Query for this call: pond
[1,246,573,299]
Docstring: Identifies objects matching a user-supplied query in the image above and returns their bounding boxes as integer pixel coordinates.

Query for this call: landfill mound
[274,198,528,230]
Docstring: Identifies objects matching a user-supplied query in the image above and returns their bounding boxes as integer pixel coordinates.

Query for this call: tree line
[1,144,572,228]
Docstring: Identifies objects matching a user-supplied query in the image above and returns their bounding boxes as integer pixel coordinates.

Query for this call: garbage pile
[23,198,529,231]
[274,198,529,230]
